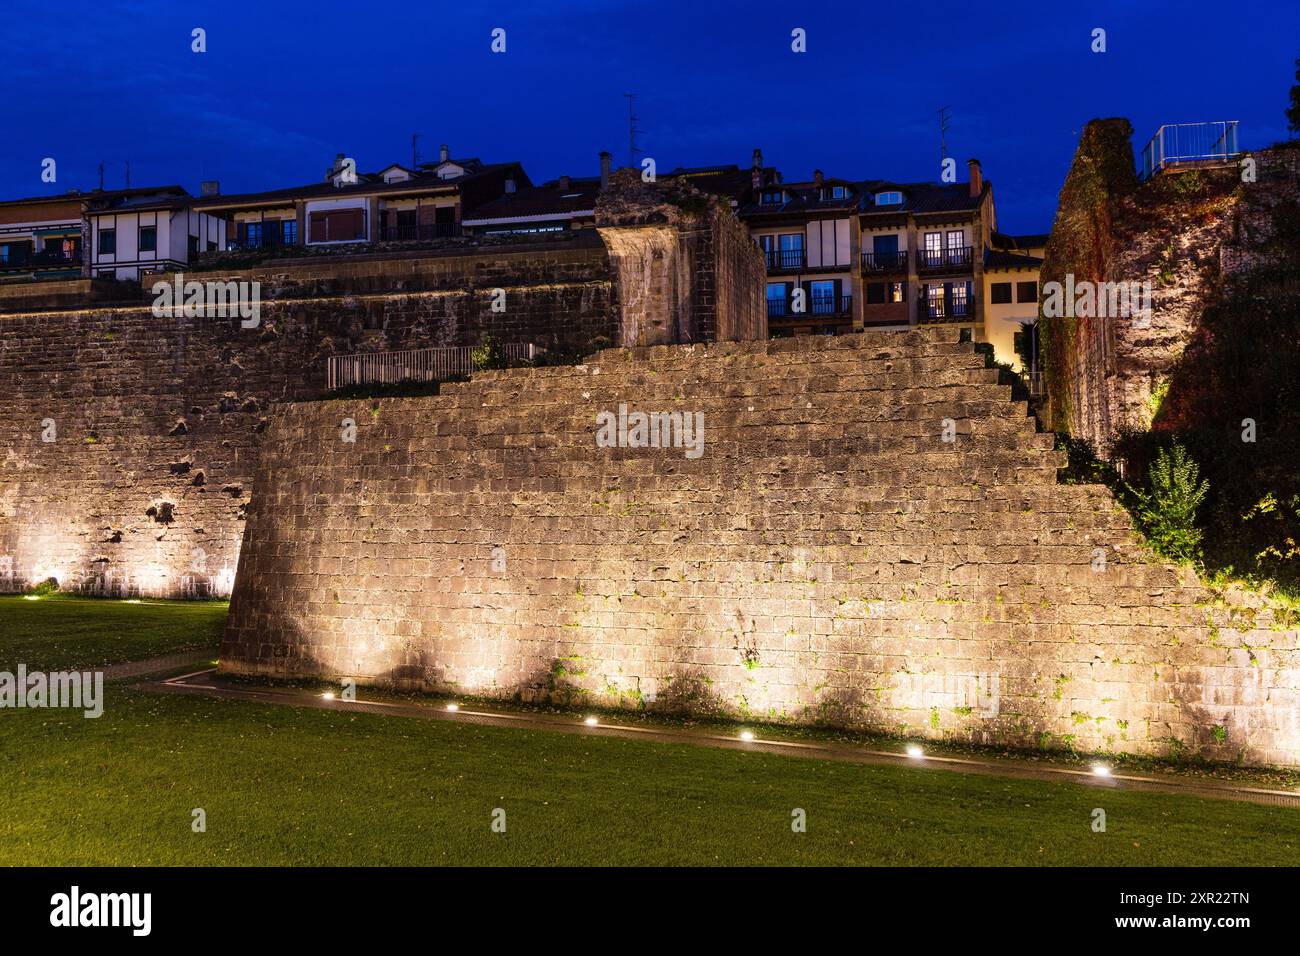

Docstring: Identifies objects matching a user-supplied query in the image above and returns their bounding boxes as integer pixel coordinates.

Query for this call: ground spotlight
[584,716,598,726]
[445,703,459,712]
[739,730,755,742]
[1091,763,1112,777]
[906,744,924,759]
[321,692,335,701]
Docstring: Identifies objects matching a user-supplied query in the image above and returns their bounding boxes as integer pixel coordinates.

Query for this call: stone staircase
[222,328,1300,766]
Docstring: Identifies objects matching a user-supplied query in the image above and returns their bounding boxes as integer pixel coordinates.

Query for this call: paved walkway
[138,667,1300,809]
[103,649,215,682]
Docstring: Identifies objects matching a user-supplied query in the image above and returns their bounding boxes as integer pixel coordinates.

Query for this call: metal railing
[919,300,972,322]
[0,250,82,271]
[767,295,852,318]
[226,236,291,251]
[764,248,806,271]
[379,222,462,242]
[916,246,973,272]
[1141,121,1240,180]
[326,342,539,390]
[861,250,908,272]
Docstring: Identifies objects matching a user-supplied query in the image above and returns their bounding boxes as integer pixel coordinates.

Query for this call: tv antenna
[623,93,643,169]
[124,161,131,189]
[97,161,105,190]
[411,133,421,169]
[938,106,952,164]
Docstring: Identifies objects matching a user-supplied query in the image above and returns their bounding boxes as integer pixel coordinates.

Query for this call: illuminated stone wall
[0,239,618,598]
[221,329,1300,766]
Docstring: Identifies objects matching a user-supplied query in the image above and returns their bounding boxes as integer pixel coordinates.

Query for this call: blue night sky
[2,0,1296,233]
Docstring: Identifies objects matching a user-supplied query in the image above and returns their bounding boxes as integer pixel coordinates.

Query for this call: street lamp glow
[906,744,924,759]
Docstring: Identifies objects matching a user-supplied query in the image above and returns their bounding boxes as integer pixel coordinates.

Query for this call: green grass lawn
[0,594,226,671]
[2,595,1299,866]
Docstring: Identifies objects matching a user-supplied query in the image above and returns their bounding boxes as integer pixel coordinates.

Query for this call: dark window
[98,229,116,255]
[1016,280,1038,303]
[188,235,198,258]
[761,190,784,204]
[138,226,156,252]
[865,282,885,305]
[991,282,1012,304]
[245,222,264,247]
[281,219,297,245]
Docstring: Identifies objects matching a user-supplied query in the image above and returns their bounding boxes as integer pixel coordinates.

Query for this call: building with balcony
[84,186,225,280]
[0,194,85,282]
[192,146,528,252]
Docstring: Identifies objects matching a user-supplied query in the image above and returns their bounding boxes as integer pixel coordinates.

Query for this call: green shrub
[1126,443,1209,562]
[471,336,507,372]
[26,577,60,597]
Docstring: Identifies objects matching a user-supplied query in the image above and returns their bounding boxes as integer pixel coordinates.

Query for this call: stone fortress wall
[221,329,1300,767]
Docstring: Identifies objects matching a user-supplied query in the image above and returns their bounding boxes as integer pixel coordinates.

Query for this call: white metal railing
[1141,121,1240,180]
[326,343,539,390]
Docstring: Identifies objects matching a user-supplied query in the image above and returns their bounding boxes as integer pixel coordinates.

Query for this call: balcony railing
[861,250,908,273]
[916,246,973,273]
[767,295,852,319]
[764,248,806,272]
[226,236,292,251]
[0,250,82,272]
[1140,121,1240,181]
[919,301,972,323]
[379,222,462,242]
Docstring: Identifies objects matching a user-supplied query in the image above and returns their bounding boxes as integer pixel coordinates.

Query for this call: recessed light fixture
[906,744,924,759]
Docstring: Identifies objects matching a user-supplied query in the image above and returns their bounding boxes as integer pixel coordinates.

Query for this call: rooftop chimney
[752,148,762,170]
[200,180,220,197]
[968,158,982,198]
[439,144,450,163]
[813,169,824,186]
[558,175,570,191]
[599,151,612,189]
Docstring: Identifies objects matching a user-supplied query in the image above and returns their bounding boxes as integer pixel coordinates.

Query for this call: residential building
[84,186,225,280]
[739,166,858,336]
[0,194,85,281]
[983,231,1046,378]
[193,146,528,251]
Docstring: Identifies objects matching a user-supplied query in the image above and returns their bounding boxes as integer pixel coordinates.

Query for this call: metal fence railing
[1140,121,1240,180]
[326,343,539,390]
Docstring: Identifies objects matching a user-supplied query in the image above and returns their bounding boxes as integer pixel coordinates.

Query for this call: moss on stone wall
[1039,118,1137,432]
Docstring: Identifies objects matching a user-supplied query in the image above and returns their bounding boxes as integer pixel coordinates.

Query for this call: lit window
[927,285,944,317]
[875,191,902,205]
[761,190,785,204]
